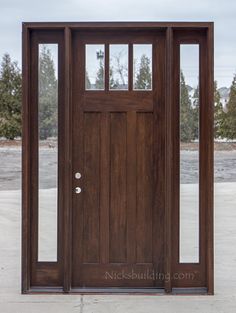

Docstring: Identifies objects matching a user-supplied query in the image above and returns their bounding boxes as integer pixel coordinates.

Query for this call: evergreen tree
[214,81,225,139]
[0,53,22,140]
[223,74,236,139]
[95,58,104,89]
[134,54,152,89]
[180,71,194,142]
[192,85,199,140]
[38,45,58,140]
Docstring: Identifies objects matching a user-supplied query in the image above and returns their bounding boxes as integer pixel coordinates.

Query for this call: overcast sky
[0,0,235,87]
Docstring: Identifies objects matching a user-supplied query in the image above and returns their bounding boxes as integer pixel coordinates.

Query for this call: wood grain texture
[126,111,137,264]
[109,113,127,263]
[22,23,31,293]
[165,27,173,293]
[83,113,100,263]
[136,113,153,263]
[63,26,72,293]
[100,113,110,264]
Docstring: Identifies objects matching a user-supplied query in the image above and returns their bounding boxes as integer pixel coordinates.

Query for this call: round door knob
[75,187,82,194]
[75,172,81,179]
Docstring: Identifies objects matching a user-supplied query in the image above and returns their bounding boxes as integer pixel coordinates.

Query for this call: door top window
[85,43,153,91]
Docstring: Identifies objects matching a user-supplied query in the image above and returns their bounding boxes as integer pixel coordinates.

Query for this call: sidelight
[179,44,200,263]
[38,44,58,262]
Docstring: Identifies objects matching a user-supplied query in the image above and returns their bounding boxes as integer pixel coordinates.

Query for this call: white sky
[0,0,235,87]
[181,45,199,88]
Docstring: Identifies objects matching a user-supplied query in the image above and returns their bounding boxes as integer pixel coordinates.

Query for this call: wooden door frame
[22,22,214,294]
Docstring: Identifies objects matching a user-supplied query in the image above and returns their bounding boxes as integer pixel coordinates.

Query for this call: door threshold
[26,287,165,294]
[71,287,165,294]
[26,286,208,295]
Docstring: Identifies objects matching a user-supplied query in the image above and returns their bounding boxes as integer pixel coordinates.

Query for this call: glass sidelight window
[179,44,200,263]
[38,44,58,262]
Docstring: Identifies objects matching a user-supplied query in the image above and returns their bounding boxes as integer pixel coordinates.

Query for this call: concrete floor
[0,183,236,312]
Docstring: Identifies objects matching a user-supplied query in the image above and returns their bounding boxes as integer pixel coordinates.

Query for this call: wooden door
[22,23,214,294]
[71,31,165,288]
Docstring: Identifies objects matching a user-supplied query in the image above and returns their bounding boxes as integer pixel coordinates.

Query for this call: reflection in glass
[179,44,199,263]
[38,44,58,262]
[85,44,105,90]
[109,44,128,90]
[133,44,152,90]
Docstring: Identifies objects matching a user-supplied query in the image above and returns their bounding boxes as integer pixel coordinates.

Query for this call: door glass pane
[179,44,199,263]
[38,44,58,262]
[133,44,152,90]
[109,44,128,90]
[85,44,105,90]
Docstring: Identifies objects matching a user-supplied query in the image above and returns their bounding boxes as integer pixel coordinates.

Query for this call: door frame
[22,22,214,294]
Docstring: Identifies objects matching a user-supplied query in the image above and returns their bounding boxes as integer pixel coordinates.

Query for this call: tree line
[0,49,236,141]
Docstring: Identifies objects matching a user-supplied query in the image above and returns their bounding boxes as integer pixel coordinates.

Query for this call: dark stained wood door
[71,31,165,288]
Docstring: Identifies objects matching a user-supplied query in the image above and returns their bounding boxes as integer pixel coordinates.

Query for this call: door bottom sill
[25,286,208,295]
[71,287,165,294]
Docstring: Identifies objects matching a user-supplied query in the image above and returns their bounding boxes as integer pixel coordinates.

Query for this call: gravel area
[0,147,235,190]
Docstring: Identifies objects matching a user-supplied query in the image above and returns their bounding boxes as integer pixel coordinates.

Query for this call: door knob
[75,187,82,194]
[75,172,81,179]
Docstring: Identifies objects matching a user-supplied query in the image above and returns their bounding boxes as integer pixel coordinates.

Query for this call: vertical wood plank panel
[136,113,153,263]
[100,112,110,264]
[110,113,127,263]
[83,113,100,263]
[126,111,136,263]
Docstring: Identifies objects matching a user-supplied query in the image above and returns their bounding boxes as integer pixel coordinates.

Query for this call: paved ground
[0,147,236,190]
[0,145,235,311]
[0,183,236,312]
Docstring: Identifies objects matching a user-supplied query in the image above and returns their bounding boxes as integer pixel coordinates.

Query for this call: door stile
[71,36,85,286]
[205,24,214,294]
[164,27,173,293]
[22,24,31,293]
[152,35,165,287]
[63,26,73,292]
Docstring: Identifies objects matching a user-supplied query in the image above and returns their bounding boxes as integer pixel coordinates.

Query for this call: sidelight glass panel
[85,44,105,90]
[133,44,152,90]
[38,44,58,262]
[179,44,200,263]
[109,44,128,90]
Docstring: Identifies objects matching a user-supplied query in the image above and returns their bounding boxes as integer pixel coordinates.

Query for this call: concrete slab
[0,183,235,312]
